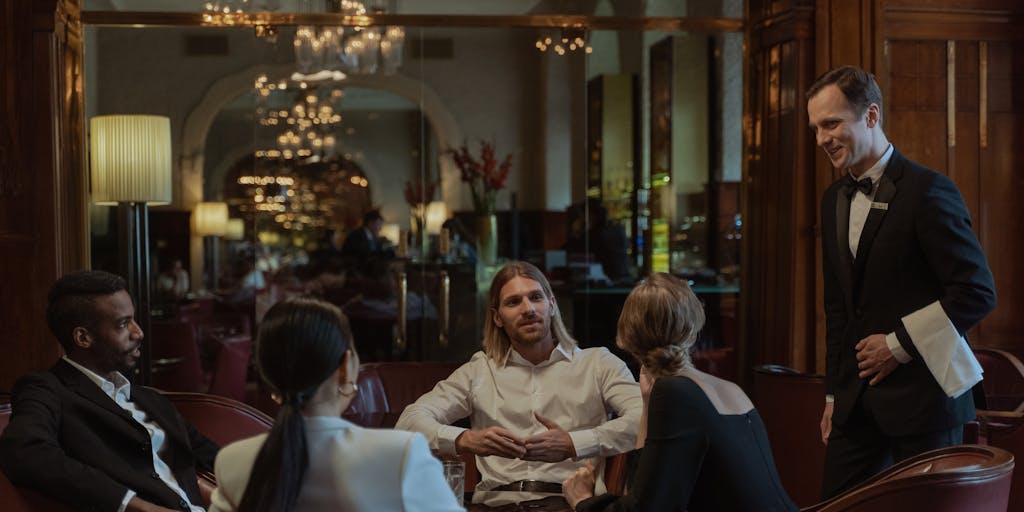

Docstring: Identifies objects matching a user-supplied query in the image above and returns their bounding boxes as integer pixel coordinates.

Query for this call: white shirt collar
[503,337,576,367]
[848,144,893,184]
[62,355,132,401]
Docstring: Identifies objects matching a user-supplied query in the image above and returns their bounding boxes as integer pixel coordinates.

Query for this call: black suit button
[151,471,160,479]
[179,499,188,509]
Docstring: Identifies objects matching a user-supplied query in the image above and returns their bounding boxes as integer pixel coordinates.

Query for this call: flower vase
[476,214,498,266]
[410,209,427,260]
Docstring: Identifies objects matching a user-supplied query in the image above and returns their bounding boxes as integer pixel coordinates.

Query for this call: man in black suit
[807,66,996,498]
[0,271,219,512]
[341,210,394,276]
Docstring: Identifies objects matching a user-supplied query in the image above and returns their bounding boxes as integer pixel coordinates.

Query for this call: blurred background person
[156,258,190,303]
[209,297,463,512]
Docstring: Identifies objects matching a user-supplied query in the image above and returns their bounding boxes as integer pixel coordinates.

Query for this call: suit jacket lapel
[52,359,135,423]
[834,187,855,305]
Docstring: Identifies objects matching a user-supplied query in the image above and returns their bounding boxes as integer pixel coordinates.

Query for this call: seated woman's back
[210,417,460,512]
[638,370,795,511]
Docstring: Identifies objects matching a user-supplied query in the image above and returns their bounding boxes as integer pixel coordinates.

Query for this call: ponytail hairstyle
[616,273,705,378]
[237,297,352,512]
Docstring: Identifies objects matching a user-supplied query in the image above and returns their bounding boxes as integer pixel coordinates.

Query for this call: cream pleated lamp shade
[90,115,172,205]
[193,202,229,236]
[224,218,246,241]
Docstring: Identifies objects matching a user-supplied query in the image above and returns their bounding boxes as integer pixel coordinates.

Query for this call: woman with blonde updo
[563,273,797,511]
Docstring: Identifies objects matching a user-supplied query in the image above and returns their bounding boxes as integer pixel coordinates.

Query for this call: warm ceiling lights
[535,27,592,55]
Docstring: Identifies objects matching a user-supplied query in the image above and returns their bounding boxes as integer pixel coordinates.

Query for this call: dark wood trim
[883,8,1024,41]
[81,11,745,32]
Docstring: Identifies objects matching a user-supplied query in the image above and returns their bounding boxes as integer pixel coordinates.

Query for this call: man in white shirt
[396,261,642,504]
[807,66,995,498]
[0,271,219,512]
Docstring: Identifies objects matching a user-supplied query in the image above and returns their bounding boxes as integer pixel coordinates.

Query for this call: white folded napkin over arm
[887,301,983,398]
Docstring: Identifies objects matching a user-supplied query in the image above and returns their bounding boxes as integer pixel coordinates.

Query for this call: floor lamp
[90,115,172,386]
[193,202,228,291]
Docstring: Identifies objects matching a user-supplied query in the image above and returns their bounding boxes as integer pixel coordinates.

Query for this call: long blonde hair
[483,261,576,363]
[616,273,705,377]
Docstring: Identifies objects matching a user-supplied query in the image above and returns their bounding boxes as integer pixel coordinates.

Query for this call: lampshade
[224,218,245,241]
[380,223,400,245]
[90,115,172,205]
[424,201,448,235]
[193,202,229,236]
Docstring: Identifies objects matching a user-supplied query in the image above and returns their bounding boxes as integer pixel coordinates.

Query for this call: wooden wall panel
[975,41,1024,347]
[0,0,86,391]
[881,15,1023,351]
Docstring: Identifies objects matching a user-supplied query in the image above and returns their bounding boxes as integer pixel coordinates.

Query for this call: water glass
[443,459,465,506]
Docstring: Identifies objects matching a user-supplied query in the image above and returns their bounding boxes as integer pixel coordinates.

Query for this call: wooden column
[742,0,819,376]
[0,0,87,391]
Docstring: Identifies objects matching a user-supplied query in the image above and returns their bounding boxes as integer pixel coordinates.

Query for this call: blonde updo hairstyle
[616,273,706,377]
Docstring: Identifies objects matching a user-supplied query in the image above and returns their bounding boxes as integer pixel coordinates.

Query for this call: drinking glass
[443,459,465,506]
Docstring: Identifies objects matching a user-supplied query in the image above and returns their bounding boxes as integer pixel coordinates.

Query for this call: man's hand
[522,413,577,462]
[126,497,178,512]
[455,427,526,459]
[856,334,899,385]
[562,460,597,509]
[820,401,834,446]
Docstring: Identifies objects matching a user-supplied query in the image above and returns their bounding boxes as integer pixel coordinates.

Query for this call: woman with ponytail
[209,297,464,512]
[563,274,798,511]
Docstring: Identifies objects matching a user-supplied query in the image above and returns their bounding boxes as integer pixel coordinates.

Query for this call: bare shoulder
[677,370,754,416]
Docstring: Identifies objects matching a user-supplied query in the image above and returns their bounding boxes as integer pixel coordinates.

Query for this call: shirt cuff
[437,424,468,455]
[825,395,835,403]
[886,332,913,363]
[568,429,599,460]
[118,490,136,512]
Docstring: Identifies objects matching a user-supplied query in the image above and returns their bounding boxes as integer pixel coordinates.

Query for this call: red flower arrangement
[403,177,438,207]
[449,140,512,215]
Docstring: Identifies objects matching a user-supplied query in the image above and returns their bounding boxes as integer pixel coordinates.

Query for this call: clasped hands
[455,412,576,462]
[855,333,899,386]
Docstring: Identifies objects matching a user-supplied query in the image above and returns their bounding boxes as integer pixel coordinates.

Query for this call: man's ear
[492,308,503,328]
[865,103,880,128]
[71,327,92,349]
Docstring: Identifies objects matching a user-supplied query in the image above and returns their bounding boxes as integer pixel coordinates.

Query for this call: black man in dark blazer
[0,271,218,512]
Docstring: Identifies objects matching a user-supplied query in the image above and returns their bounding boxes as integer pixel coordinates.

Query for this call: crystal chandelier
[254,75,344,162]
[293,1,405,81]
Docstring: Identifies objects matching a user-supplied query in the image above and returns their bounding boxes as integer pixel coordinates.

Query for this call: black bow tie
[844,176,874,198]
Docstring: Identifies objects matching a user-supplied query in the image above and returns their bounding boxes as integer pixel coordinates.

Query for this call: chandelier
[535,27,592,56]
[293,1,405,81]
[254,74,344,162]
[203,1,405,80]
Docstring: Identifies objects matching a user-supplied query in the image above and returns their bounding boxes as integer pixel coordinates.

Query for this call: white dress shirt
[62,356,204,512]
[395,340,642,498]
[847,143,893,257]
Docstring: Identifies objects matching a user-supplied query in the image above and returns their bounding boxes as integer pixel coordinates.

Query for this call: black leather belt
[491,480,563,494]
